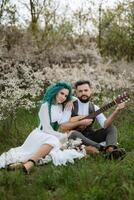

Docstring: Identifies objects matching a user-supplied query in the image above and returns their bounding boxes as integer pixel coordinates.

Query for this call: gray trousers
[68,125,117,149]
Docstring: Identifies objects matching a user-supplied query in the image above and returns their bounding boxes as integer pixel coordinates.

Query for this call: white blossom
[0,49,133,120]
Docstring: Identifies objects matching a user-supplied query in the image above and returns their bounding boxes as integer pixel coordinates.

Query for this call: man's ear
[89,87,93,94]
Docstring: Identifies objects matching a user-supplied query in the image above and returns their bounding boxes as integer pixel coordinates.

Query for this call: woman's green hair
[43,80,72,104]
[42,80,72,130]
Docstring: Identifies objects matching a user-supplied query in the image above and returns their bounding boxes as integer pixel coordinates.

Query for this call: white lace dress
[0,103,84,168]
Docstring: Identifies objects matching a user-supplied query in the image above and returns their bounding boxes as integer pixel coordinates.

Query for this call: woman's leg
[92,125,117,152]
[23,144,53,172]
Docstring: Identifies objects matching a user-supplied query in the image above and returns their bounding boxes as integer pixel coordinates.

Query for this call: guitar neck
[84,100,116,119]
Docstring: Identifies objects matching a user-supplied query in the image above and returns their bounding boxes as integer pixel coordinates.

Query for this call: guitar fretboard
[84,100,116,119]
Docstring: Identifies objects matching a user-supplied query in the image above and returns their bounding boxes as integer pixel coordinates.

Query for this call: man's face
[75,84,92,103]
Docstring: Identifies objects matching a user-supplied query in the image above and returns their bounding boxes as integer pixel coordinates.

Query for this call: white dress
[0,103,84,168]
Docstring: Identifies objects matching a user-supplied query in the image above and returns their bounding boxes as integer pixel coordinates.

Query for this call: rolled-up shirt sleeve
[94,105,106,128]
[38,103,68,143]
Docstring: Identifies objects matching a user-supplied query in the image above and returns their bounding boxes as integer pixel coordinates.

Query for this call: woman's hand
[64,100,74,110]
[64,130,76,138]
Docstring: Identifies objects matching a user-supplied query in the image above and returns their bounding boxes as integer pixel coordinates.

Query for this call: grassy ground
[0,99,133,200]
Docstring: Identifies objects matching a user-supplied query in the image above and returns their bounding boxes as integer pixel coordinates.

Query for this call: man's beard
[78,96,90,103]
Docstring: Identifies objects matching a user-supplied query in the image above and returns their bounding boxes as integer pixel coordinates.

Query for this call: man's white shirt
[60,99,106,128]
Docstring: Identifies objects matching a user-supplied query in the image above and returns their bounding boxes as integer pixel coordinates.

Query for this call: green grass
[0,100,134,200]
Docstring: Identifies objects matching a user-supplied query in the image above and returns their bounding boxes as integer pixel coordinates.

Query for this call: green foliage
[26,0,74,50]
[0,107,39,152]
[41,20,74,50]
[98,0,134,61]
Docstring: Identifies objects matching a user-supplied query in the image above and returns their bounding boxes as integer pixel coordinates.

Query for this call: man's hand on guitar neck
[103,102,126,129]
[115,102,126,112]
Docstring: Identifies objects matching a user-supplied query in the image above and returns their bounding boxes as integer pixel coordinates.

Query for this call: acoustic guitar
[69,92,130,130]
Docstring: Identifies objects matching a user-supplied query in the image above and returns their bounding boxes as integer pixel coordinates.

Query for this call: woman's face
[56,88,69,104]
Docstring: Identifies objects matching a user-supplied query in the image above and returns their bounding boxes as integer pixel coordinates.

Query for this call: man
[60,80,126,159]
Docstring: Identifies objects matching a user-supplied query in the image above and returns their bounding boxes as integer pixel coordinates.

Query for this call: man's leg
[105,125,117,147]
[68,131,101,149]
[82,125,117,145]
[68,131,100,155]
[94,125,117,152]
[82,126,125,159]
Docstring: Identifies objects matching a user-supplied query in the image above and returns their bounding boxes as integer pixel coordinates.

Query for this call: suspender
[71,101,79,117]
[71,100,95,126]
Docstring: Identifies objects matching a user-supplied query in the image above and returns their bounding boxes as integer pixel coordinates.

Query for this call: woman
[0,81,84,174]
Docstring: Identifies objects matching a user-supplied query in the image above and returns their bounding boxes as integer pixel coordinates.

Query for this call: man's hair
[74,80,91,89]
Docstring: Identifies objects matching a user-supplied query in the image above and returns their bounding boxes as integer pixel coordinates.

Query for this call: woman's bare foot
[23,159,36,173]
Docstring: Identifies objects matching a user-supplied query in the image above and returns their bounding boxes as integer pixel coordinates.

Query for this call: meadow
[0,96,133,200]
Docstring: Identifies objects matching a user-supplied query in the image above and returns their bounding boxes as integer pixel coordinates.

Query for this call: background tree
[98,0,104,50]
[0,0,17,25]
[22,0,47,33]
[98,0,134,60]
